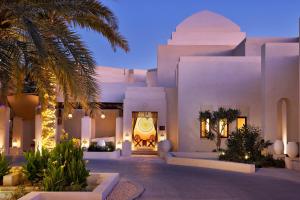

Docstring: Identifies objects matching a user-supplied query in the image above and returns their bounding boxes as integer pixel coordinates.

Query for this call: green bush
[219,126,283,168]
[255,154,285,168]
[23,148,49,184]
[43,137,89,191]
[0,153,11,181]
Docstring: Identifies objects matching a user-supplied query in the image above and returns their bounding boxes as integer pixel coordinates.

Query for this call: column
[81,116,92,148]
[35,113,42,152]
[282,100,287,154]
[0,106,10,155]
[12,117,23,152]
[115,117,123,149]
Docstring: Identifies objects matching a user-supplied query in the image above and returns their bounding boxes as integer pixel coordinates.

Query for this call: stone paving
[87,155,300,200]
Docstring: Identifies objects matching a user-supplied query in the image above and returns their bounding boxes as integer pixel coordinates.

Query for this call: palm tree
[0,0,129,149]
[0,0,128,110]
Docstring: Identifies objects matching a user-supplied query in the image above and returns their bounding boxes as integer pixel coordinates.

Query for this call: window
[219,119,229,138]
[237,117,247,130]
[200,118,210,138]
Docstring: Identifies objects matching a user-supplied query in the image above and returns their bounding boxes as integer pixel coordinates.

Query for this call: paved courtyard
[87,156,300,200]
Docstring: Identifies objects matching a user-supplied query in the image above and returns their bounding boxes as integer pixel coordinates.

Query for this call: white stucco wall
[177,56,261,152]
[166,88,178,150]
[94,110,119,138]
[262,43,299,143]
[157,45,235,88]
[63,109,84,139]
[123,87,167,141]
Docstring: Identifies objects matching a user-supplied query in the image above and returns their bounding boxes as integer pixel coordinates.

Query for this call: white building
[1,11,299,155]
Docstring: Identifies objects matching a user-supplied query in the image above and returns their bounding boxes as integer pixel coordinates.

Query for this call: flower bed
[18,173,120,200]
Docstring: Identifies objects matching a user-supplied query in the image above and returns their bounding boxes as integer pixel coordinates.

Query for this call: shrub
[219,126,283,168]
[0,153,11,181]
[43,136,89,191]
[23,148,49,184]
[87,142,115,152]
[255,154,285,168]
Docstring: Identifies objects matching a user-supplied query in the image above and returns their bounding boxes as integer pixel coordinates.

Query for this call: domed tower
[168,10,245,46]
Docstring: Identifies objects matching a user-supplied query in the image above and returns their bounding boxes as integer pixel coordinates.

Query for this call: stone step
[132,150,157,155]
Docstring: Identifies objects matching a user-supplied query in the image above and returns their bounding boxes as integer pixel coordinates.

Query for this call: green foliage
[0,0,128,114]
[219,126,283,168]
[199,107,240,150]
[0,153,11,180]
[23,149,49,184]
[87,142,115,152]
[43,165,65,191]
[43,138,89,191]
[255,154,285,168]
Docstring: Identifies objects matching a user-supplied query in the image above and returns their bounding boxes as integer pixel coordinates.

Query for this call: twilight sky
[77,0,300,69]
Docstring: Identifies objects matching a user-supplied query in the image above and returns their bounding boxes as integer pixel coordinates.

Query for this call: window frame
[219,119,229,138]
[236,116,247,130]
[200,117,210,138]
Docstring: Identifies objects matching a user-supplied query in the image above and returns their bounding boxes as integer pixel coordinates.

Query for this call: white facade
[3,10,300,154]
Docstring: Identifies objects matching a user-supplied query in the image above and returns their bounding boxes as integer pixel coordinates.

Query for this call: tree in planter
[199,107,240,151]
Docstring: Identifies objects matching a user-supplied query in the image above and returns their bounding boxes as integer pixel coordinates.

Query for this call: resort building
[0,10,299,155]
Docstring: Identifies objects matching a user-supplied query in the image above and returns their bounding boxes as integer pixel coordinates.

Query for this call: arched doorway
[132,112,158,152]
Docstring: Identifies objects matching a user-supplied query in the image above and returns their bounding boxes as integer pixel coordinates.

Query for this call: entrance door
[132,112,158,151]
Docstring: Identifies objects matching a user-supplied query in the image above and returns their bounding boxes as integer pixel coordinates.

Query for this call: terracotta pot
[7,94,39,120]
[273,140,284,155]
[287,142,298,159]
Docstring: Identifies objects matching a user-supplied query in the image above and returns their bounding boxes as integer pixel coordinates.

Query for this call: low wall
[166,155,255,173]
[19,173,120,200]
[170,152,218,159]
[83,150,120,159]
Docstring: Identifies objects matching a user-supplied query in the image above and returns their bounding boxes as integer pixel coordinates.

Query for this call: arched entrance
[132,112,158,152]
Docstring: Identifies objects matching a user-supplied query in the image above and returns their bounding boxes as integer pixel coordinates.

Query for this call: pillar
[35,113,42,152]
[12,117,23,150]
[282,100,288,154]
[0,106,10,155]
[81,116,93,148]
[115,117,123,149]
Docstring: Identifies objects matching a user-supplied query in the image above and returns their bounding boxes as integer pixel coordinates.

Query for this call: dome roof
[176,10,241,32]
[168,10,245,46]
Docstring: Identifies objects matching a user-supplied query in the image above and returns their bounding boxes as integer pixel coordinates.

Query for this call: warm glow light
[237,117,246,129]
[219,119,228,137]
[158,131,166,142]
[41,75,57,150]
[0,146,4,154]
[68,113,73,119]
[116,141,122,150]
[81,138,90,149]
[100,113,106,119]
[200,118,209,137]
[245,154,249,160]
[12,138,20,148]
[124,132,131,141]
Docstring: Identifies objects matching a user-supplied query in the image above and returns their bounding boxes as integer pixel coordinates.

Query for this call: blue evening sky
[77,0,300,69]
